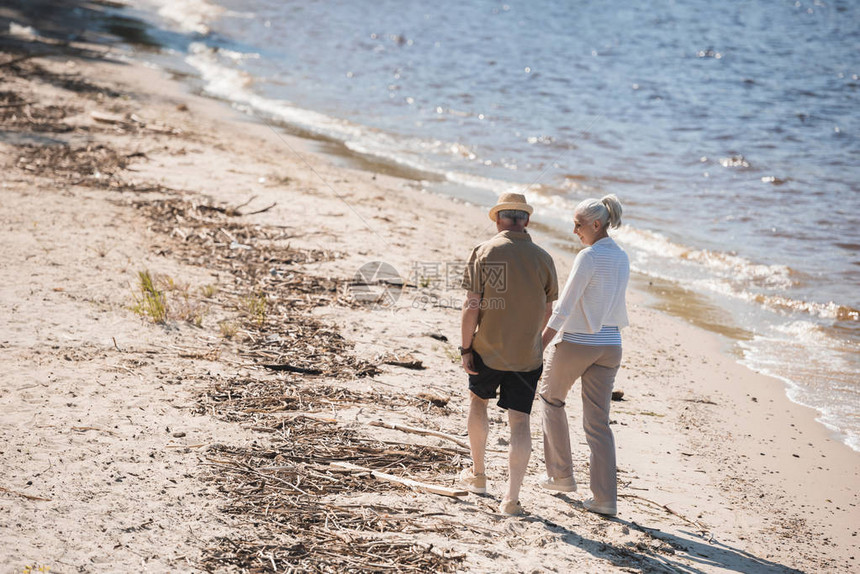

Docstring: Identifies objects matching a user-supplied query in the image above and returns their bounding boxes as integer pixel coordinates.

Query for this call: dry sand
[0,14,857,574]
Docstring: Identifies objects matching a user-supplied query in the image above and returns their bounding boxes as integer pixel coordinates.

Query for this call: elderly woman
[538,194,629,516]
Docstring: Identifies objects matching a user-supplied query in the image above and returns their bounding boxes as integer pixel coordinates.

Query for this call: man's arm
[461,291,481,374]
[542,253,559,352]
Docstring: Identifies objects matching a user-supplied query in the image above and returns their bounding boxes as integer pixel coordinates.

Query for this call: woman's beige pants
[540,341,622,505]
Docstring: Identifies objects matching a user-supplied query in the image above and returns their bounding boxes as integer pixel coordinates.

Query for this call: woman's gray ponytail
[575,194,623,229]
[601,194,623,229]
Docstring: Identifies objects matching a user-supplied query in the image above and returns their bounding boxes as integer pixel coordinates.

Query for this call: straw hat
[488,192,534,222]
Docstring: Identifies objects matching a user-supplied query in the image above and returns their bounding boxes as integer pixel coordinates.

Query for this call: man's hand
[461,291,481,375]
[541,327,558,351]
[461,352,478,375]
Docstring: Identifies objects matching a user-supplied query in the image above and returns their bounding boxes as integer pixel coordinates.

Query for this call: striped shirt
[562,325,622,346]
[547,237,629,335]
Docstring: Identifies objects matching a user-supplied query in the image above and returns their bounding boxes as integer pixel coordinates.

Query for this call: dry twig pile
[131,197,465,572]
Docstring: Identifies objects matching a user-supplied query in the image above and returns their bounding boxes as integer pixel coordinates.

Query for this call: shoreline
[1,5,858,572]
[166,38,860,456]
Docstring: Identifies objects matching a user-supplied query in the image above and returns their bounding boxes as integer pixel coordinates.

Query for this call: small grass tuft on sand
[219,320,239,339]
[241,292,268,327]
[200,283,218,298]
[131,270,209,326]
[131,270,167,323]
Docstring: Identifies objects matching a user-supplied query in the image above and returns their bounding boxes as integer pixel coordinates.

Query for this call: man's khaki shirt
[462,230,558,372]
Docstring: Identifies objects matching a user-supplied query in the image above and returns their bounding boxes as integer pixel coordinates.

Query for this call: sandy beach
[1,4,858,572]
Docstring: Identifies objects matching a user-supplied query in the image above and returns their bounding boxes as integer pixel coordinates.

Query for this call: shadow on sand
[521,494,805,574]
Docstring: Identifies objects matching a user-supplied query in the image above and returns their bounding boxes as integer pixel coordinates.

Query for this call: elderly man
[458,192,558,515]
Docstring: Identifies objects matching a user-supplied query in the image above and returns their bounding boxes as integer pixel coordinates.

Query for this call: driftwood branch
[71,425,117,435]
[261,363,322,375]
[240,202,277,216]
[619,494,710,534]
[199,197,277,217]
[330,461,468,498]
[369,420,470,450]
[90,110,127,124]
[231,195,257,211]
[0,486,51,501]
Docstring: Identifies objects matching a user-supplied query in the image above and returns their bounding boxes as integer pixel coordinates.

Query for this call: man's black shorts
[468,351,543,415]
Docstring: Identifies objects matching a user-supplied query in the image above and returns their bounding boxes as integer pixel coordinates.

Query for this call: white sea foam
[739,330,860,452]
[341,131,492,179]
[185,43,526,191]
[216,48,260,63]
[681,250,792,289]
[615,226,793,289]
[614,227,689,259]
[186,43,362,138]
[527,190,582,214]
[143,0,223,35]
[443,170,531,196]
[748,294,858,321]
[9,22,39,38]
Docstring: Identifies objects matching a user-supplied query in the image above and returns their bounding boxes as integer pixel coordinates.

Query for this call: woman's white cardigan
[547,237,630,335]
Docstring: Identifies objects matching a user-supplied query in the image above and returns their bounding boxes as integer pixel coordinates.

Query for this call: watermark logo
[410,260,470,290]
[483,262,507,292]
[350,260,507,311]
[349,261,403,308]
[411,293,505,310]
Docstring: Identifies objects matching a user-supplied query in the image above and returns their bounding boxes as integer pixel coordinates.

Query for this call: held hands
[541,327,558,352]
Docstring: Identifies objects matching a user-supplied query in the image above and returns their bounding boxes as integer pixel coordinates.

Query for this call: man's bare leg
[505,409,531,503]
[467,392,489,474]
